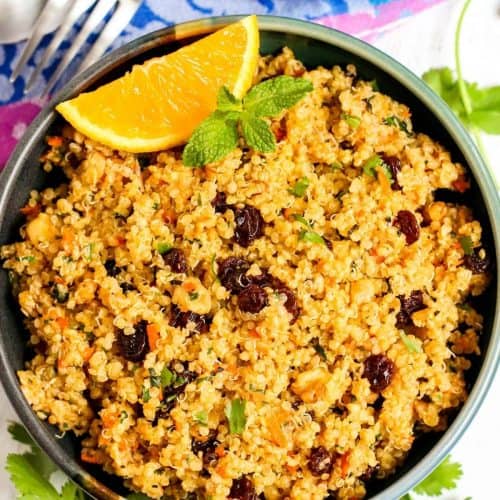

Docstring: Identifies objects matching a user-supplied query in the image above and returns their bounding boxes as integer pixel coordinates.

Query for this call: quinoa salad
[1,48,492,499]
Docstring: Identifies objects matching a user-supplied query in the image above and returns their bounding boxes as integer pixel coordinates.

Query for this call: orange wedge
[56,16,259,153]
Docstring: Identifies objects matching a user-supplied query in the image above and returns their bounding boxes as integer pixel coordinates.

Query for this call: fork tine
[25,0,97,93]
[42,0,118,97]
[10,0,70,83]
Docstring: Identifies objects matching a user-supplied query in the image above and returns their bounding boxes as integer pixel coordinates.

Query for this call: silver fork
[10,0,142,96]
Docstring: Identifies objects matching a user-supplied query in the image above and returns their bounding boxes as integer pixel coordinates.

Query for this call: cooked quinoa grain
[1,49,490,499]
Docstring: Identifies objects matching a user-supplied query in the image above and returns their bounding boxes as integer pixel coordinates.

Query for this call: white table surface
[0,1,498,498]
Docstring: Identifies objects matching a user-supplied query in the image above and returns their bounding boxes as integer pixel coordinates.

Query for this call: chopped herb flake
[189,291,199,301]
[225,398,247,434]
[341,113,361,128]
[18,256,35,263]
[157,242,173,255]
[399,331,423,353]
[152,202,160,210]
[149,368,161,388]
[330,162,343,171]
[383,115,412,136]
[312,338,327,361]
[293,214,311,229]
[299,230,325,246]
[160,366,174,388]
[289,176,310,197]
[120,410,128,423]
[194,410,208,426]
[363,155,383,177]
[459,235,474,255]
[142,386,151,402]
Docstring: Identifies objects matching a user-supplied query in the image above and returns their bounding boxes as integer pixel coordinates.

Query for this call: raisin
[163,248,188,273]
[217,257,251,294]
[51,283,69,303]
[233,205,265,247]
[393,210,420,245]
[212,191,231,213]
[104,258,121,277]
[229,476,258,500]
[118,320,149,361]
[169,305,211,334]
[381,154,402,191]
[308,446,333,476]
[464,248,490,274]
[191,433,220,467]
[363,354,395,392]
[238,284,268,313]
[272,116,287,142]
[339,140,351,150]
[120,282,137,293]
[360,465,379,483]
[396,290,424,328]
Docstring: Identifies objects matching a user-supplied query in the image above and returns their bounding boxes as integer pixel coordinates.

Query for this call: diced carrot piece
[47,136,63,147]
[61,227,74,254]
[248,328,261,339]
[146,323,160,350]
[215,444,225,458]
[54,276,65,284]
[286,464,298,474]
[376,166,392,195]
[83,346,95,362]
[56,317,68,330]
[81,450,104,464]
[102,412,118,428]
[182,281,197,293]
[452,175,470,193]
[20,203,40,217]
[163,209,177,224]
[340,451,350,478]
[283,208,293,220]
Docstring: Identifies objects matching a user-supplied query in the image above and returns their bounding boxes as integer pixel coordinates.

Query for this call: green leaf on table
[241,115,276,152]
[243,75,313,117]
[182,112,239,167]
[413,455,463,496]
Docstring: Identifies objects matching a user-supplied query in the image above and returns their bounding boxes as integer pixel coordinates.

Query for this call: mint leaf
[225,398,247,434]
[468,110,500,134]
[243,75,313,117]
[299,230,325,245]
[459,235,474,255]
[289,177,310,197]
[399,331,423,353]
[182,112,239,167]
[241,116,276,152]
[217,86,243,112]
[6,453,59,499]
[413,455,462,496]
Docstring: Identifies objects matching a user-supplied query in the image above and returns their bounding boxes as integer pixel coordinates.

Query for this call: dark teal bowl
[0,15,498,500]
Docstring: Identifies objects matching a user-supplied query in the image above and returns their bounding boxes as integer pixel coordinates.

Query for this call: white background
[0,0,499,498]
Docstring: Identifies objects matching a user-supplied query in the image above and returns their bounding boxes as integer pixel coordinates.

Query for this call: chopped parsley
[341,113,361,129]
[458,235,474,255]
[157,242,173,255]
[84,243,94,261]
[119,410,128,423]
[383,115,412,136]
[194,410,208,426]
[149,368,161,388]
[362,154,392,181]
[311,338,327,361]
[399,331,423,353]
[299,230,326,246]
[330,161,343,171]
[189,291,199,301]
[142,386,151,402]
[225,398,247,435]
[160,366,175,388]
[288,176,310,197]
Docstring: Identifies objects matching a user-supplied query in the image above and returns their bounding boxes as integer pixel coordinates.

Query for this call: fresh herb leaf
[293,214,311,229]
[299,230,325,246]
[18,255,36,263]
[160,366,174,388]
[341,113,361,129]
[182,112,239,167]
[217,86,243,112]
[243,75,313,117]
[311,338,327,360]
[413,455,462,496]
[194,410,208,426]
[383,115,412,136]
[289,177,310,197]
[225,398,247,434]
[84,243,94,261]
[330,161,343,171]
[189,291,199,300]
[142,386,151,403]
[157,242,173,255]
[149,368,161,388]
[119,410,128,423]
[399,331,423,354]
[6,453,60,498]
[363,155,383,177]
[458,235,474,255]
[240,115,276,152]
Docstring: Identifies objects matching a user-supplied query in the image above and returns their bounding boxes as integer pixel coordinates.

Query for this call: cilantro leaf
[413,455,462,496]
[293,214,311,229]
[341,113,361,129]
[289,177,310,197]
[194,410,208,426]
[160,366,174,388]
[6,453,60,499]
[243,75,313,117]
[363,155,383,177]
[217,86,243,112]
[399,331,423,354]
[241,115,276,152]
[225,398,247,434]
[156,242,173,255]
[459,235,474,255]
[182,112,239,167]
[299,230,326,246]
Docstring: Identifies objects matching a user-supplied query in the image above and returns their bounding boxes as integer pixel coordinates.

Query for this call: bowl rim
[0,14,498,500]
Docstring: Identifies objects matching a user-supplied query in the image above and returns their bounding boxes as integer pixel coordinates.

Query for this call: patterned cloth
[0,0,444,167]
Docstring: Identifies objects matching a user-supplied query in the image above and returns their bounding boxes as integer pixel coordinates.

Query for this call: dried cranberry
[217,257,251,294]
[363,354,395,392]
[104,258,122,277]
[191,433,220,467]
[238,284,268,313]
[381,155,402,191]
[118,320,149,361]
[464,248,490,274]
[308,446,333,476]
[393,210,420,245]
[229,476,258,500]
[233,205,265,247]
[396,290,424,328]
[169,305,211,334]
[212,191,231,213]
[120,282,136,293]
[360,465,379,483]
[163,248,188,273]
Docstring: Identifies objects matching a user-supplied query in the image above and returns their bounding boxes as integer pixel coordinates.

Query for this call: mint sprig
[182,76,313,167]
